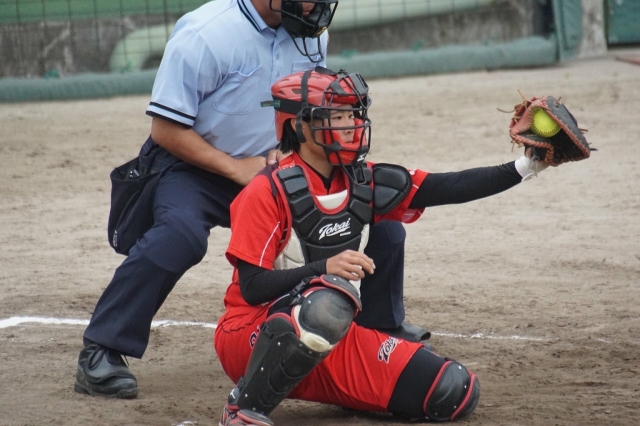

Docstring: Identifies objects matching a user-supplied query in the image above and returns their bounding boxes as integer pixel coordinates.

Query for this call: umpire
[75,0,425,399]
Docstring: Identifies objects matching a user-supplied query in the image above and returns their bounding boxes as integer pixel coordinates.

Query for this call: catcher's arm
[408,162,530,209]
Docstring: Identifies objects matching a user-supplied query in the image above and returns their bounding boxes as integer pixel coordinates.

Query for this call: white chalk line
[4,316,639,345]
[0,316,217,330]
[1,316,550,342]
[432,331,550,342]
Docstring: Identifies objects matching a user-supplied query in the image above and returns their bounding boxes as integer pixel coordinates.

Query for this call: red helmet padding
[319,118,368,166]
[271,69,369,141]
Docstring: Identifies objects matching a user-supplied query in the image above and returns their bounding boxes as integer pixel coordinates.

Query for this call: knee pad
[293,285,357,352]
[424,360,480,421]
[388,349,479,422]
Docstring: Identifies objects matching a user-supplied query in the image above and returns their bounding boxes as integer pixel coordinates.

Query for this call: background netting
[1,0,547,78]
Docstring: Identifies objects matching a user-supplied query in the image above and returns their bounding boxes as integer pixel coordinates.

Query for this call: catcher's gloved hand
[507,93,594,166]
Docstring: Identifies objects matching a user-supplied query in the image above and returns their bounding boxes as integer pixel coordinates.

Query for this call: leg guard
[424,360,480,421]
[233,286,357,415]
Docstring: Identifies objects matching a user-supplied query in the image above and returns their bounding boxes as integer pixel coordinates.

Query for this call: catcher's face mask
[268,67,371,179]
[269,0,339,63]
[307,99,369,168]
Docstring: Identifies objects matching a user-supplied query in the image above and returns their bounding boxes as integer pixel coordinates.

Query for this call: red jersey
[223,153,428,310]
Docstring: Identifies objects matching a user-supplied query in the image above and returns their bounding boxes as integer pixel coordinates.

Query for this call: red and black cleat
[219,403,274,426]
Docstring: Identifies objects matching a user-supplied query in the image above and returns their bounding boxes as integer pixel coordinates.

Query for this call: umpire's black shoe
[380,322,433,350]
[75,344,138,399]
[380,322,431,342]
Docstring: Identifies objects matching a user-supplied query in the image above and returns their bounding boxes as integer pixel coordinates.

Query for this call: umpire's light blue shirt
[146,0,327,159]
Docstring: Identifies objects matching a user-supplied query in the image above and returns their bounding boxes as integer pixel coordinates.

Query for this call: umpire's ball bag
[107,137,178,255]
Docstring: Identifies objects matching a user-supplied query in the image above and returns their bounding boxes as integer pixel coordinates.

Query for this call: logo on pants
[378,337,399,363]
[249,325,261,348]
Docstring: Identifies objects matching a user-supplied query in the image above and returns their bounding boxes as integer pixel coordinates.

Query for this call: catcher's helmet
[270,0,339,62]
[270,67,371,170]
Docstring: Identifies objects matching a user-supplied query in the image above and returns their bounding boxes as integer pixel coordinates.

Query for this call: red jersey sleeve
[374,168,429,224]
[226,174,284,270]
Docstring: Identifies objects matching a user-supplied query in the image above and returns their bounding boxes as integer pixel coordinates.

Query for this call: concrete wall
[577,0,607,58]
[0,15,179,78]
[329,0,607,60]
[0,0,607,79]
[328,0,536,56]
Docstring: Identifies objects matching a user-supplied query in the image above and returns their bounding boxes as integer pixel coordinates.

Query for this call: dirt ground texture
[1,48,640,426]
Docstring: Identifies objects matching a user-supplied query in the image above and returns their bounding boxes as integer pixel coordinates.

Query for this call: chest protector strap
[276,166,373,264]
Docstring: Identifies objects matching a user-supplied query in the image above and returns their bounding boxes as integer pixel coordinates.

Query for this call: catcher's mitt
[507,93,594,165]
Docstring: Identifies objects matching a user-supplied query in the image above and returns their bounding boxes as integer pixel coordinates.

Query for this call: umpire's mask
[270,0,339,63]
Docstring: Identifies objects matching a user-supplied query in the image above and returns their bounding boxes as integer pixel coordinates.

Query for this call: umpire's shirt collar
[238,0,274,33]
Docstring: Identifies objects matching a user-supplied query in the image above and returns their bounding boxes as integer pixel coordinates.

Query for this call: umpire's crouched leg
[77,164,235,399]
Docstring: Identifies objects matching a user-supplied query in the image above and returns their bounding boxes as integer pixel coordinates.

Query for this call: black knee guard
[388,349,480,422]
[233,283,358,415]
[294,277,360,351]
[424,360,480,421]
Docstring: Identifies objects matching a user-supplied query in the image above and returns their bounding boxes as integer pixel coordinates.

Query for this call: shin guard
[232,314,329,415]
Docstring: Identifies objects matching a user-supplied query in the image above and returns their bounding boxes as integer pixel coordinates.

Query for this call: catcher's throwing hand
[507,92,595,166]
[326,250,375,281]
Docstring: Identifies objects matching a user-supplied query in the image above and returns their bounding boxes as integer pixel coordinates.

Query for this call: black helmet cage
[296,67,372,183]
[270,0,339,63]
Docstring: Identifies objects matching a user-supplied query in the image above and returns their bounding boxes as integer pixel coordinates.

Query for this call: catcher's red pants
[214,305,423,412]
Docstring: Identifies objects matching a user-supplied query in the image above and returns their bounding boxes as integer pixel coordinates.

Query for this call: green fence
[0,0,588,103]
[605,0,640,44]
[0,0,206,24]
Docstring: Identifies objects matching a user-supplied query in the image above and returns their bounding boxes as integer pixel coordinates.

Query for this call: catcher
[213,67,590,425]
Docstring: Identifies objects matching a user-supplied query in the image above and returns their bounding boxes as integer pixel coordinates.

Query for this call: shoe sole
[74,382,139,399]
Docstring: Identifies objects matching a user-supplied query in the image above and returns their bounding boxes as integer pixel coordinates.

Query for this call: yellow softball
[531,107,561,137]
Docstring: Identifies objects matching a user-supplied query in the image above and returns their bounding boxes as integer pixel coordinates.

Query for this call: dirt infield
[1,48,639,426]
